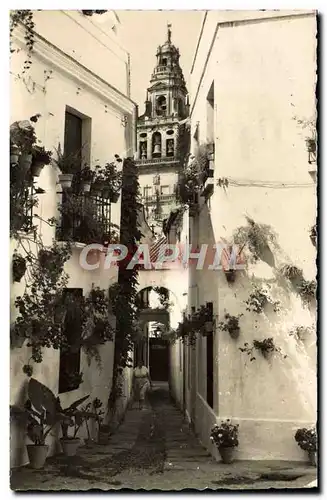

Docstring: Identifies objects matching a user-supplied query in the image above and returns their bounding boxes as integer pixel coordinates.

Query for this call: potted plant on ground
[12,252,27,283]
[210,419,239,464]
[10,378,71,469]
[57,393,96,456]
[294,427,317,466]
[31,145,52,177]
[219,313,243,340]
[53,144,80,189]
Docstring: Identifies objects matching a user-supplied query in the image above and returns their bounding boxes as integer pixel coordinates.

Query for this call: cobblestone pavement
[10,384,317,491]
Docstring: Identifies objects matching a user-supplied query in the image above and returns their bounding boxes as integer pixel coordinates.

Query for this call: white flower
[218,434,222,438]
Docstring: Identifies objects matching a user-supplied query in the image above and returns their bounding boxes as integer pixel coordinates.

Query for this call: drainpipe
[127,52,131,98]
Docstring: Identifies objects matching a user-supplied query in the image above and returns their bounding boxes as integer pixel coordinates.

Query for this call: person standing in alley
[132,359,152,410]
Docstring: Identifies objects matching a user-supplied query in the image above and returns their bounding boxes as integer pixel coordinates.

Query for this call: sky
[116,10,205,109]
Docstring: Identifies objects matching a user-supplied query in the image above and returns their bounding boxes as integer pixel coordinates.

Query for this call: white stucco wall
[178,11,317,461]
[10,12,136,467]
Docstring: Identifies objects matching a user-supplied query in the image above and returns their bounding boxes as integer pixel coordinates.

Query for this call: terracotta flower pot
[31,162,45,177]
[308,451,317,467]
[60,438,81,457]
[218,446,235,464]
[262,349,273,360]
[229,327,240,340]
[58,173,73,189]
[82,181,91,193]
[111,191,120,203]
[225,270,236,283]
[26,444,49,469]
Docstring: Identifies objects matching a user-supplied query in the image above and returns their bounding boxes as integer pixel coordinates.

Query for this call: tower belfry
[135,25,189,235]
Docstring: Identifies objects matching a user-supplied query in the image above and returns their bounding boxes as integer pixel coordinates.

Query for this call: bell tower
[136,24,189,235]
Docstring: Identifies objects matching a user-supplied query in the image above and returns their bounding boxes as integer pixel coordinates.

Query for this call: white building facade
[169,10,317,461]
[10,10,137,467]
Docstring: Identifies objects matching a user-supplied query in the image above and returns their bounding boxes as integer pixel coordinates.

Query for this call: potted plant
[290,325,312,342]
[280,264,304,288]
[219,313,243,340]
[298,279,317,305]
[53,144,80,189]
[294,427,317,466]
[12,252,27,282]
[10,378,71,469]
[57,392,96,456]
[92,161,122,201]
[31,145,52,177]
[210,419,239,464]
[80,166,94,193]
[239,338,286,361]
[225,269,236,283]
[10,120,37,171]
[245,286,280,314]
[253,338,276,360]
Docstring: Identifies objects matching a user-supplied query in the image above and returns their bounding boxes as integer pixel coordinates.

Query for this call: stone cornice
[12,25,137,116]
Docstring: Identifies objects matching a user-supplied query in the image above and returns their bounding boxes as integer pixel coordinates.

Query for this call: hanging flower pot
[58,173,74,189]
[10,145,20,165]
[12,253,26,283]
[26,444,49,469]
[225,270,236,283]
[218,446,235,464]
[31,146,52,177]
[19,153,33,173]
[31,162,45,177]
[229,327,240,340]
[262,349,273,360]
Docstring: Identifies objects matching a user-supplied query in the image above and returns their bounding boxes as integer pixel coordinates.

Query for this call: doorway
[149,338,169,381]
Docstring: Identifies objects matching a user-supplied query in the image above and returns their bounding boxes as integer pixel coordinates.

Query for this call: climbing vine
[108,157,142,411]
[13,240,72,367]
[10,10,35,74]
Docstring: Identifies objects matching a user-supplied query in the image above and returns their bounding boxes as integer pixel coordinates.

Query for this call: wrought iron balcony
[56,191,116,246]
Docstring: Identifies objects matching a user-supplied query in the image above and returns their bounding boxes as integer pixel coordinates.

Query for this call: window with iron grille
[58,288,83,394]
[57,109,112,245]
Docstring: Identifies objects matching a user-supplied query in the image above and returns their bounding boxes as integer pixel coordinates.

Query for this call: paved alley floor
[11,384,317,491]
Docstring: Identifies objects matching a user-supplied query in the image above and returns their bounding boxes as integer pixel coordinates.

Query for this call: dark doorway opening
[149,338,169,381]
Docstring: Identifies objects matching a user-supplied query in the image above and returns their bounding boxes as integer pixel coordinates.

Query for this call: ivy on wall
[10,10,35,74]
[108,157,142,411]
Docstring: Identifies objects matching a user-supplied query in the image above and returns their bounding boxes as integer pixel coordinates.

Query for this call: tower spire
[167,22,172,43]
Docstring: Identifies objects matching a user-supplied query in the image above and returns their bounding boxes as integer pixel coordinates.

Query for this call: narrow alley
[11,385,317,491]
